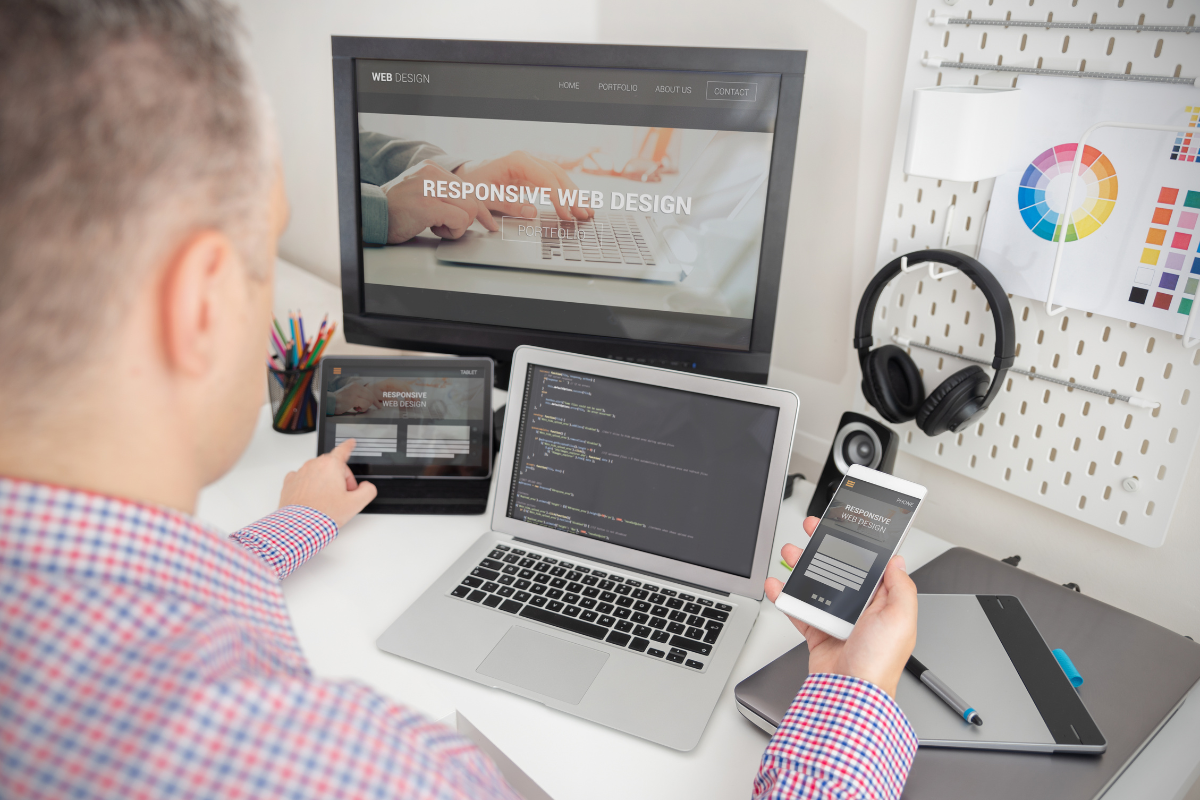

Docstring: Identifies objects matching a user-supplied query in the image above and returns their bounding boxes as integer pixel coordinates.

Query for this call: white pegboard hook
[899,253,958,281]
[1184,300,1200,349]
[1044,120,1200,350]
[929,263,959,280]
[931,204,960,281]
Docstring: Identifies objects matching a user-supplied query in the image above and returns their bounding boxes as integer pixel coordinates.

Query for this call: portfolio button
[705,81,757,102]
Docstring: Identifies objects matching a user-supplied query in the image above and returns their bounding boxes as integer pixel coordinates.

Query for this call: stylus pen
[905,656,983,726]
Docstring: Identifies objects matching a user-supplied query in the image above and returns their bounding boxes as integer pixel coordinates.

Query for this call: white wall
[234,0,603,286]
[239,0,1200,637]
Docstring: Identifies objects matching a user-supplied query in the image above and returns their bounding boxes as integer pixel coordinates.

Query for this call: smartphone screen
[782,473,921,624]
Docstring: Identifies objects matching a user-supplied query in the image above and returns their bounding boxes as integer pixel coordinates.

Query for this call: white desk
[198,405,1200,800]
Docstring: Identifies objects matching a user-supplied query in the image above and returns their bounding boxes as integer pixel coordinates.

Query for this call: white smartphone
[773,464,927,640]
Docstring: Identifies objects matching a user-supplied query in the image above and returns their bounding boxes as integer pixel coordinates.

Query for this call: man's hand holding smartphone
[766,516,918,698]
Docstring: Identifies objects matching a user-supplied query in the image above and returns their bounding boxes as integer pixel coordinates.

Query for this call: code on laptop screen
[506,365,778,577]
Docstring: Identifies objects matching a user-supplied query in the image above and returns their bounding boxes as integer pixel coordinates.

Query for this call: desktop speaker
[805,412,898,518]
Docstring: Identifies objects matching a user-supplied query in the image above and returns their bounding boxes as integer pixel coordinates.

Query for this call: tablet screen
[317,357,492,477]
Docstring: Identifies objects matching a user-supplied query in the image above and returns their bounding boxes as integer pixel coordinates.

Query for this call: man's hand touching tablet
[279,439,378,527]
[765,516,918,698]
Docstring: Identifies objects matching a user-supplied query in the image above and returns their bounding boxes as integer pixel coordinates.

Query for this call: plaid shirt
[0,476,915,799]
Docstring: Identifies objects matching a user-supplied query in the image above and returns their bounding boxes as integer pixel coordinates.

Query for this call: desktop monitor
[332,37,805,384]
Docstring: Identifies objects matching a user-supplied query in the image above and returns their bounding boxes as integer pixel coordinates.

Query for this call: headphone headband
[854,250,1016,408]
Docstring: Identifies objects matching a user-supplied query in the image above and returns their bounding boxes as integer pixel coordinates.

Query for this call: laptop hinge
[513,537,730,597]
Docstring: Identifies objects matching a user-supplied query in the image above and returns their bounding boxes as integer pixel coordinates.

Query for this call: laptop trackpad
[477,626,608,705]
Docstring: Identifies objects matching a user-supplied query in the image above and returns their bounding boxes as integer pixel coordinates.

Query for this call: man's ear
[160,230,236,377]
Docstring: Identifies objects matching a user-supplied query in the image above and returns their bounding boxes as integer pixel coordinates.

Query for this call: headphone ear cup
[862,345,925,423]
[917,366,990,436]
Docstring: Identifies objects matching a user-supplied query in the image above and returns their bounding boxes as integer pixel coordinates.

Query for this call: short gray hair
[0,0,272,397]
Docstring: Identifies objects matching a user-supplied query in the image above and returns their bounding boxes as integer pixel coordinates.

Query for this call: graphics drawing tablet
[737,593,1106,754]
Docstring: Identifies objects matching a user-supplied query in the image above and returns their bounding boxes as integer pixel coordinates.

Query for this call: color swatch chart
[1169,106,1198,163]
[1129,186,1200,317]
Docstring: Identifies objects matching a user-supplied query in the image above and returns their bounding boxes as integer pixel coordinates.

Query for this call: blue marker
[906,655,983,726]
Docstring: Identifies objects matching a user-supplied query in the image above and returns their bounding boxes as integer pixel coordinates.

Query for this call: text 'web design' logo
[1019,143,1118,243]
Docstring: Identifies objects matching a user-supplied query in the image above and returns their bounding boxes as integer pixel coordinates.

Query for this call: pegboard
[870,0,1200,546]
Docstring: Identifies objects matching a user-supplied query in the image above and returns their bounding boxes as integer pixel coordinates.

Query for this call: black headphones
[854,250,1016,436]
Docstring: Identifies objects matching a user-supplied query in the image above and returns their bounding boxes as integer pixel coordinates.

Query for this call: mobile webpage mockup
[354,59,781,350]
[784,477,920,623]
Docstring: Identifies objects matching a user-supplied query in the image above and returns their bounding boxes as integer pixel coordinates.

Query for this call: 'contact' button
[706,81,757,102]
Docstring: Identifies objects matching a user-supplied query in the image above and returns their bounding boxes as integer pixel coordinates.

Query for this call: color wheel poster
[979,76,1200,335]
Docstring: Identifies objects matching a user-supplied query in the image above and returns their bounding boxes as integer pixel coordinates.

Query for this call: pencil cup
[268,365,318,434]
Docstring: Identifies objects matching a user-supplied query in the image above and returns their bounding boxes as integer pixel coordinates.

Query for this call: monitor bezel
[332,37,806,384]
[492,346,798,600]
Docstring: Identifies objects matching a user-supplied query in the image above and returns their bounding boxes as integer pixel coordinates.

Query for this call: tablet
[896,594,1105,753]
[316,356,492,478]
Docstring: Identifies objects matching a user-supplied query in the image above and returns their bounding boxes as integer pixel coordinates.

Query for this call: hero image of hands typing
[356,59,780,350]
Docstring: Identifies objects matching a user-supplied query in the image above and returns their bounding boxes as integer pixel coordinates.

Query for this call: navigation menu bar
[357,59,779,114]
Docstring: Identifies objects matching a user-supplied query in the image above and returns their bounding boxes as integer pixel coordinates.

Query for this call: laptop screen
[506,365,779,578]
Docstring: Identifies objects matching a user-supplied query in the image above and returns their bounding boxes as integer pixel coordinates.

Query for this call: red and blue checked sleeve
[752,673,918,800]
[140,677,523,800]
[229,505,338,580]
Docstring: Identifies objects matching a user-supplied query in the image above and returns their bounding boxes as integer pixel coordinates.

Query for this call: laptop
[434,131,771,284]
[377,345,798,751]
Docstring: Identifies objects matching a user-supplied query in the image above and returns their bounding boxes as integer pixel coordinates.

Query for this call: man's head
[0,0,287,506]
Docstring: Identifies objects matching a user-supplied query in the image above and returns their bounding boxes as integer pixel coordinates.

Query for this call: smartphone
[774,464,926,640]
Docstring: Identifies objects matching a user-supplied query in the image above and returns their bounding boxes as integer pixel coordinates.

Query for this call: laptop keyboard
[537,212,657,266]
[449,543,733,673]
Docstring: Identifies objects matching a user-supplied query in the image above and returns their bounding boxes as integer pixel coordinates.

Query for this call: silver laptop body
[377,346,798,751]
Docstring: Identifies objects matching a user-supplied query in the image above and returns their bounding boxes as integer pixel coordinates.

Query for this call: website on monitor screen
[354,59,782,350]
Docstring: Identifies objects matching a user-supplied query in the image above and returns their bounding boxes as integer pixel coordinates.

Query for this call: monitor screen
[353,57,782,353]
[505,364,779,578]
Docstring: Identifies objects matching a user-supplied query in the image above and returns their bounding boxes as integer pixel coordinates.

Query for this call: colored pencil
[269,310,336,431]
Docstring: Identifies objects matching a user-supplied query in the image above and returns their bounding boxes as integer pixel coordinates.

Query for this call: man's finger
[802,516,819,536]
[518,161,575,221]
[427,201,473,239]
[349,480,377,512]
[549,162,593,219]
[341,461,358,492]
[478,195,539,220]
[883,555,918,609]
[781,542,804,568]
[767,577,815,638]
[330,438,357,463]
[472,198,497,231]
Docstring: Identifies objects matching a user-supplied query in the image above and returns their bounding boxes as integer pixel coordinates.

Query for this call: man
[0,2,919,798]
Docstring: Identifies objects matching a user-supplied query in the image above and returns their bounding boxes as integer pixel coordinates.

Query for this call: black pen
[906,655,983,726]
